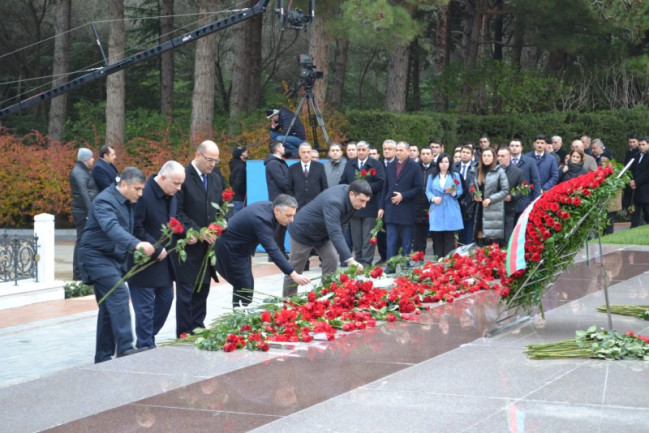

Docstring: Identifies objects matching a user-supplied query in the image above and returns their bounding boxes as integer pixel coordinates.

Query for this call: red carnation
[360,169,368,177]
[454,178,460,185]
[411,251,425,262]
[222,189,235,202]
[369,168,377,176]
[386,313,397,322]
[529,184,534,190]
[168,217,184,235]
[470,186,476,193]
[370,267,383,278]
[208,223,223,235]
[369,237,377,245]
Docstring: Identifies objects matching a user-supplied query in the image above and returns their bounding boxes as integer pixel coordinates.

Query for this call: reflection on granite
[37,250,649,432]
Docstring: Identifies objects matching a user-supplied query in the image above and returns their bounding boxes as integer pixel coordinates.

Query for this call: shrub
[64,281,94,298]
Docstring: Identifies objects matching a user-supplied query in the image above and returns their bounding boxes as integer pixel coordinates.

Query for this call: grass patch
[600,225,649,245]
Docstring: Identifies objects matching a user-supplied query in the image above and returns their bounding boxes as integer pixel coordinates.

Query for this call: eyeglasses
[200,152,220,164]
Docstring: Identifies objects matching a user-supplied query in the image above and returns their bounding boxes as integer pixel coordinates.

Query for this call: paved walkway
[2,240,649,432]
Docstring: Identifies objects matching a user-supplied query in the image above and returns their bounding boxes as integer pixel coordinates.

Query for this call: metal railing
[0,232,39,285]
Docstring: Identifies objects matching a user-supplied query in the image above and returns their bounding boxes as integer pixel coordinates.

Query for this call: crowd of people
[69,107,644,362]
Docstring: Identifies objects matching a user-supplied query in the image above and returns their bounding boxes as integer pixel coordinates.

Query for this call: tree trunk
[47,0,70,144]
[329,38,348,109]
[385,44,411,113]
[308,17,331,110]
[493,0,504,61]
[247,9,263,110]
[229,0,254,132]
[433,3,452,112]
[410,38,420,111]
[190,0,218,146]
[106,0,125,148]
[160,0,174,118]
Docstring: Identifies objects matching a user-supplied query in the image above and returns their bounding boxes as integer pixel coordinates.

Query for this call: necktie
[304,164,309,179]
[461,164,467,179]
[359,160,364,170]
[201,173,208,192]
[512,158,518,166]
[396,161,404,178]
[640,154,644,164]
[536,155,542,161]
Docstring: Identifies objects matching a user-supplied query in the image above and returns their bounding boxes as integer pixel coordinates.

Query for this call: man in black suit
[377,139,397,263]
[264,141,292,256]
[92,144,119,191]
[379,141,422,269]
[289,142,328,210]
[413,147,436,253]
[340,140,385,266]
[623,133,640,209]
[630,137,649,227]
[128,161,185,349]
[497,147,524,243]
[216,195,310,307]
[173,140,224,337]
[453,144,477,245]
[509,139,541,223]
[283,181,371,297]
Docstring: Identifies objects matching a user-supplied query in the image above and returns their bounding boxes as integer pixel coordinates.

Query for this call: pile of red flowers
[191,245,508,352]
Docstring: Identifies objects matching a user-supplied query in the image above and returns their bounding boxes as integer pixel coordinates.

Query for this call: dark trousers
[431,231,455,258]
[175,281,210,338]
[631,202,649,228]
[130,285,174,349]
[504,211,516,245]
[412,221,430,254]
[459,217,475,246]
[72,212,86,281]
[377,229,387,262]
[350,216,377,266]
[386,224,413,261]
[93,275,134,363]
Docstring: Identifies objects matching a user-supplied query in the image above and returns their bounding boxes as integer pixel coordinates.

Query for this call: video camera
[297,54,323,90]
[275,0,314,31]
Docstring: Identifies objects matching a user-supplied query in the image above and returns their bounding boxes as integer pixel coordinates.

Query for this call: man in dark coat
[69,147,98,280]
[216,195,311,307]
[92,144,119,192]
[228,146,248,215]
[630,137,649,227]
[497,147,524,243]
[623,133,640,209]
[173,140,224,338]
[265,141,292,257]
[267,106,307,157]
[78,167,154,363]
[525,134,558,192]
[289,142,328,210]
[128,161,185,349]
[509,139,541,222]
[340,141,385,266]
[283,181,372,297]
[413,147,436,253]
[453,144,477,245]
[379,141,422,268]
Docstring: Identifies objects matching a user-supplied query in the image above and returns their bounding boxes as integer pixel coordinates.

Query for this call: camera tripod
[283,85,330,151]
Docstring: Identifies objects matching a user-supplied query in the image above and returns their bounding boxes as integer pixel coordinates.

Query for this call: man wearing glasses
[173,140,225,338]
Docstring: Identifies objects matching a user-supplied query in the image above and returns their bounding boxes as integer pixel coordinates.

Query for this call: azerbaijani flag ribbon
[506,196,542,276]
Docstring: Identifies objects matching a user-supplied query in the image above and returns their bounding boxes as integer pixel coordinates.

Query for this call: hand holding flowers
[445,178,460,195]
[510,181,534,197]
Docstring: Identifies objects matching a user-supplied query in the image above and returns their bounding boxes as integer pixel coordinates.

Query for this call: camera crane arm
[0,0,312,120]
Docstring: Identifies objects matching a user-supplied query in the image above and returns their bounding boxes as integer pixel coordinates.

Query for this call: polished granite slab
[3,248,647,432]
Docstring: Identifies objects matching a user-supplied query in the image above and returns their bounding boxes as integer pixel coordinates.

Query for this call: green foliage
[600,225,649,245]
[64,281,94,299]
[344,107,649,158]
[340,0,421,49]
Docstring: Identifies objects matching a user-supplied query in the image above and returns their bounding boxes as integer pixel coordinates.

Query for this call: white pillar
[34,213,55,283]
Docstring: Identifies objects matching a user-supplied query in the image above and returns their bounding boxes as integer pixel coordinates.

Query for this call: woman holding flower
[559,149,587,183]
[471,147,509,246]
[426,153,464,257]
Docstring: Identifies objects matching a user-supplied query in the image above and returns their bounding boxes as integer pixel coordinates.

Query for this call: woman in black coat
[559,149,587,183]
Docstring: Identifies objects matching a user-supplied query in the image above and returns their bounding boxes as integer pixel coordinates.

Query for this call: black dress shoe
[116,346,150,358]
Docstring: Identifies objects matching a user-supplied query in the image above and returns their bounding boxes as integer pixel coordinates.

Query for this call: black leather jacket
[70,161,99,216]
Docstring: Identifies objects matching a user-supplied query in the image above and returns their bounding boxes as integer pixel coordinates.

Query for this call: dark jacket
[453,160,477,221]
[271,106,306,140]
[287,184,356,262]
[92,158,119,192]
[339,157,385,218]
[264,154,291,200]
[216,201,294,282]
[513,155,542,214]
[128,175,178,288]
[70,161,99,217]
[381,158,422,226]
[228,158,246,202]
[415,162,437,224]
[525,151,558,192]
[559,162,587,183]
[503,164,524,215]
[172,163,224,285]
[632,152,649,203]
[288,160,328,209]
[78,185,140,283]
